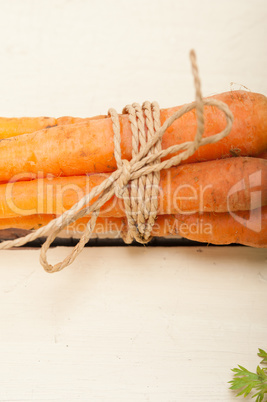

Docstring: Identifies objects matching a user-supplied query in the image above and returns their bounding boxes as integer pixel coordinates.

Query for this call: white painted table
[0,1,266,401]
[0,247,267,401]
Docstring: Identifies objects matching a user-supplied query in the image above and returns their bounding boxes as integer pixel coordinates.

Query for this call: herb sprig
[229,349,267,401]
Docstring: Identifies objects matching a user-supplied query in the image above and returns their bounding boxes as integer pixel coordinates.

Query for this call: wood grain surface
[0,247,267,402]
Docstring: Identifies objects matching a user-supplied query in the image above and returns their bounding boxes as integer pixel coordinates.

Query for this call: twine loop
[0,50,234,273]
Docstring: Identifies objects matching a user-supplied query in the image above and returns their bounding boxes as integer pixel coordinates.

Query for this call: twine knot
[0,50,234,273]
[109,100,162,244]
[114,159,131,199]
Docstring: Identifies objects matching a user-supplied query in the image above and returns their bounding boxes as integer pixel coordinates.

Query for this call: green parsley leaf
[229,349,267,401]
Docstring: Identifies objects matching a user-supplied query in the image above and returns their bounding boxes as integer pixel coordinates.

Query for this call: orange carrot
[0,117,56,139]
[0,157,266,219]
[257,151,267,159]
[167,208,267,248]
[0,207,265,248]
[0,91,266,182]
[0,214,57,230]
[56,115,105,125]
[0,115,106,139]
[0,214,123,232]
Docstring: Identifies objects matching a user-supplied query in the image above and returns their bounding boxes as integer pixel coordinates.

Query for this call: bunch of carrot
[0,90,266,247]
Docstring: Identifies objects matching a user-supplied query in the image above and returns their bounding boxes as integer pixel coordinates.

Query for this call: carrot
[0,117,57,139]
[0,115,106,139]
[170,208,267,248]
[0,214,122,232]
[0,91,266,183]
[0,214,57,230]
[0,207,265,248]
[0,157,266,219]
[257,151,267,159]
[56,115,105,125]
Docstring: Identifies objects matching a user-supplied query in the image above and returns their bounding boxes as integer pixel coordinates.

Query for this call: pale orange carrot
[72,207,267,248]
[0,115,106,139]
[0,214,57,230]
[167,208,267,248]
[0,157,266,219]
[0,91,266,183]
[56,115,105,126]
[0,214,122,232]
[0,207,265,248]
[0,117,56,139]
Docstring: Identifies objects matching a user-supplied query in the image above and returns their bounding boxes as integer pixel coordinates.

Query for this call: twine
[110,100,162,244]
[0,50,234,273]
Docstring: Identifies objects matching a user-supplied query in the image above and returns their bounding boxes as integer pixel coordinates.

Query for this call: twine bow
[0,50,234,273]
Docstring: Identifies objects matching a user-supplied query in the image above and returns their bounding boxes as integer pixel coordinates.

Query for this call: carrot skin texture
[169,208,267,248]
[0,207,266,248]
[257,151,267,159]
[0,117,57,139]
[0,91,266,182]
[0,115,106,139]
[0,157,266,219]
[0,214,57,230]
